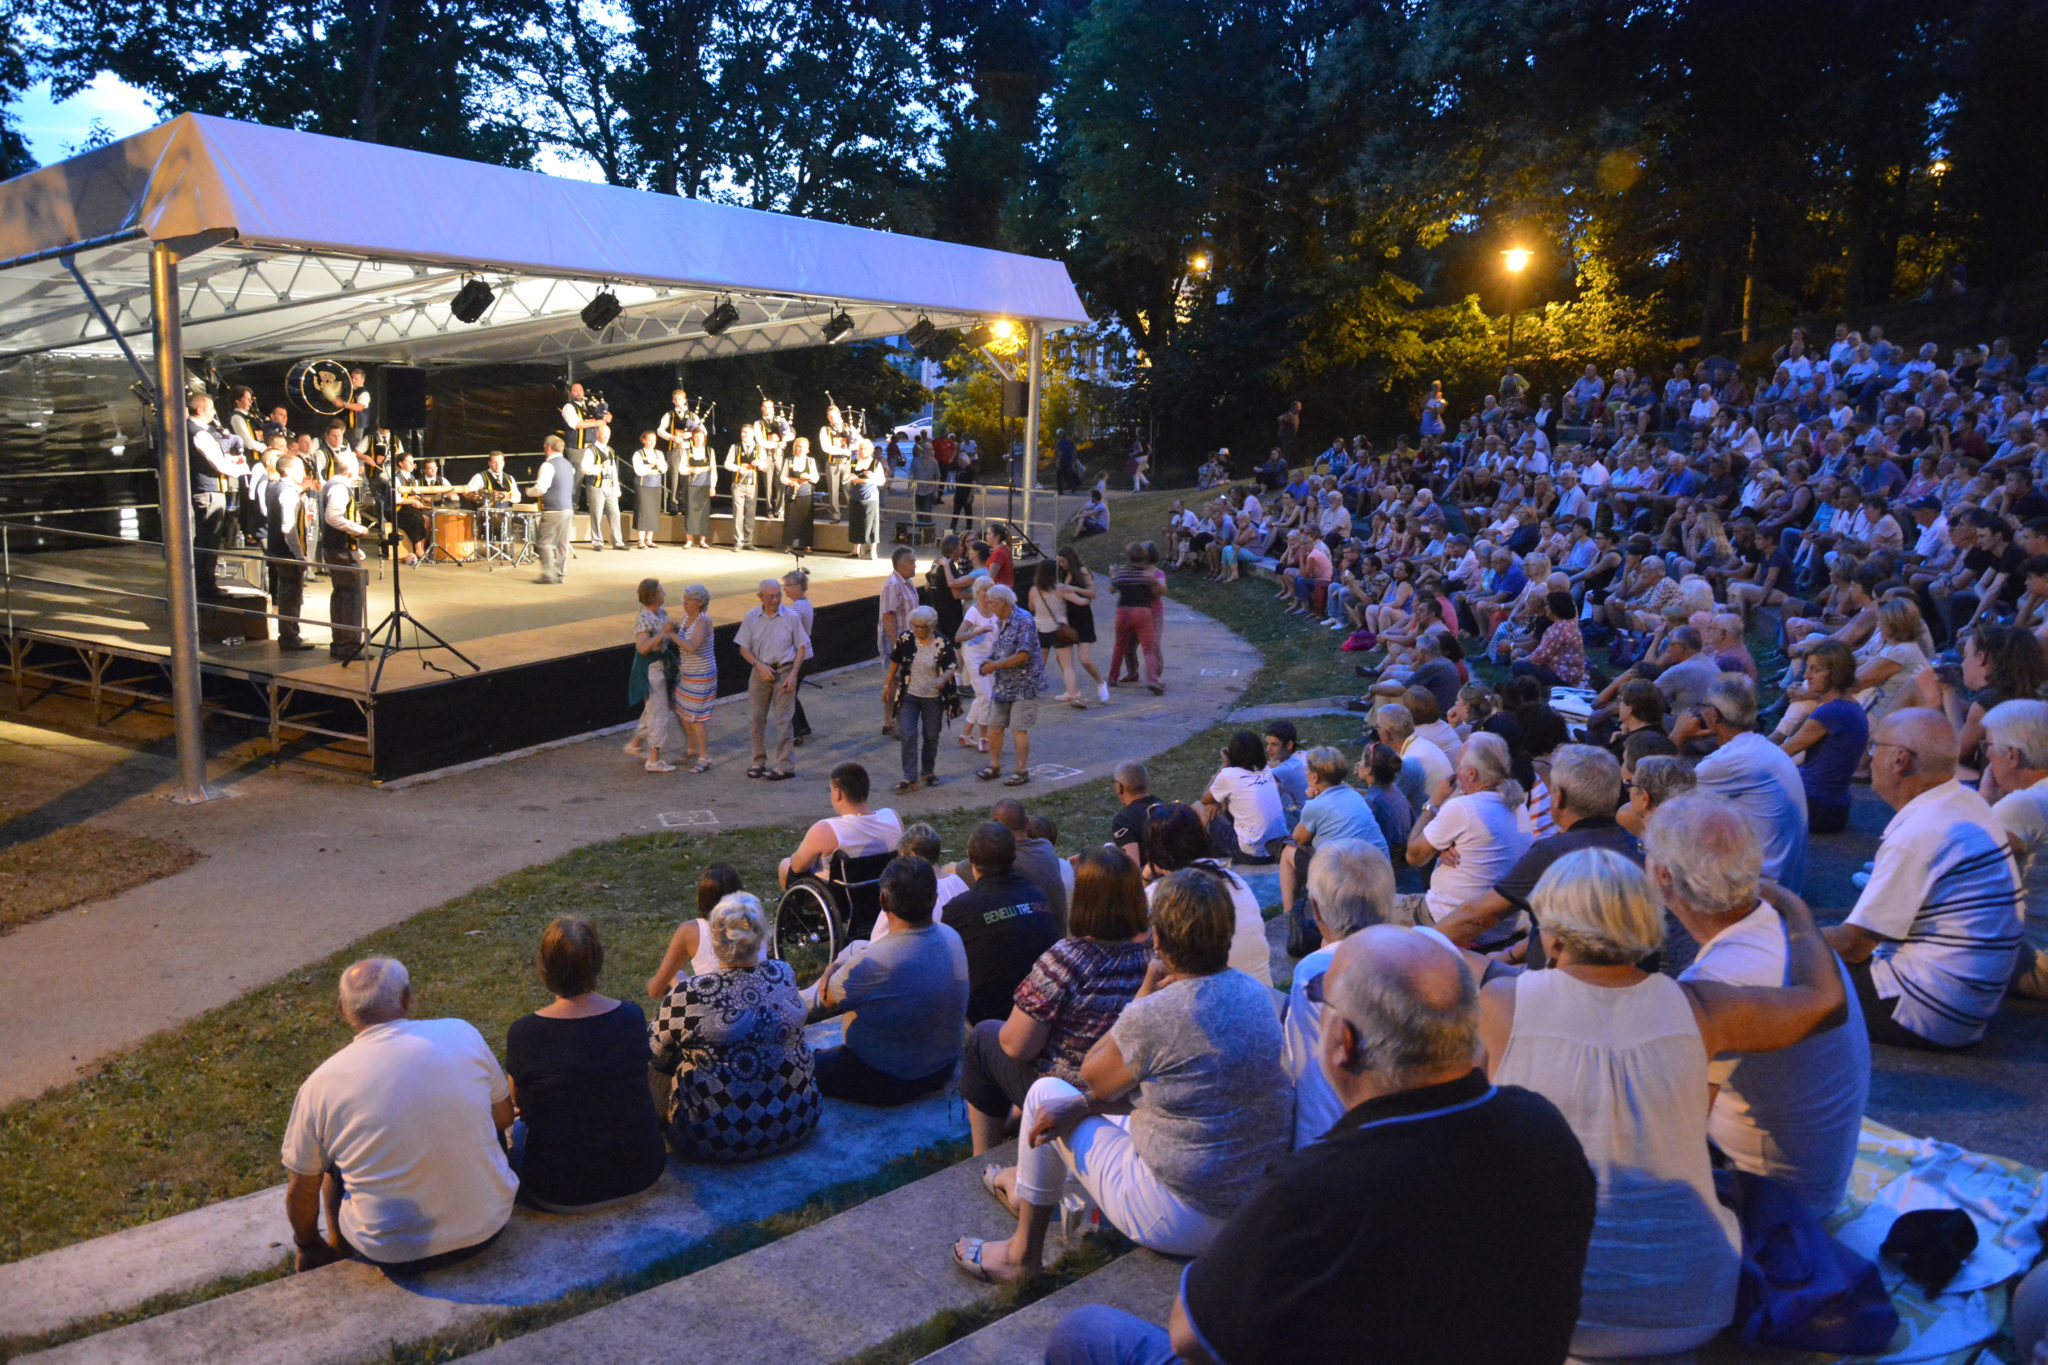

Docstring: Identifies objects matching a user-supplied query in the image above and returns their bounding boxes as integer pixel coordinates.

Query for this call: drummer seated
[388,454,435,564]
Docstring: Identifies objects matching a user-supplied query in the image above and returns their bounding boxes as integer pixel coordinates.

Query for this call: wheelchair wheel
[773,878,841,986]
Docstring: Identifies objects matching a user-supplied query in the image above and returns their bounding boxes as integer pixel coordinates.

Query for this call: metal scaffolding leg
[1022,322,1043,537]
[151,241,215,803]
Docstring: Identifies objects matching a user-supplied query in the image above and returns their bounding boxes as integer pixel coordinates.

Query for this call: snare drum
[433,508,479,561]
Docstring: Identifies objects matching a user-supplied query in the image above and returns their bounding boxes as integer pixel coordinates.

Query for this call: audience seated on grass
[968,797,1070,931]
[1048,923,1597,1365]
[962,846,1152,1155]
[1106,759,1166,866]
[651,893,821,1161]
[778,761,904,890]
[809,855,969,1106]
[1776,638,1867,835]
[1141,802,1275,989]
[1370,701,1450,817]
[955,868,1292,1284]
[1482,849,1846,1359]
[942,820,1059,1024]
[282,957,516,1275]
[505,916,667,1212]
[1646,797,1871,1216]
[1823,708,2023,1050]
[874,824,969,942]
[1263,720,1307,824]
[645,862,744,998]
[1199,729,1290,865]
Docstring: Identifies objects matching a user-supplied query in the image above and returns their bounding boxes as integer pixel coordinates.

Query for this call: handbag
[1053,623,1078,646]
[1715,1169,1899,1355]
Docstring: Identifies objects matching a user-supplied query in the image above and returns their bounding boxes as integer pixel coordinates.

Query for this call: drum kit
[400,486,539,569]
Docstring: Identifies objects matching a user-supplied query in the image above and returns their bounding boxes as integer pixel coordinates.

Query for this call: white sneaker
[1098,681,1110,702]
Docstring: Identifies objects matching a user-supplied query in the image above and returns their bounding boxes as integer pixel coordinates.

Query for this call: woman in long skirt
[955,577,997,754]
[682,430,714,548]
[781,441,818,552]
[632,436,665,548]
[672,583,716,773]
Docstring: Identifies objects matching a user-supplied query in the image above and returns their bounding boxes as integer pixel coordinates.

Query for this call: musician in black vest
[656,388,699,514]
[186,392,249,600]
[266,453,317,651]
[580,423,627,551]
[262,405,292,444]
[463,450,519,548]
[680,426,715,548]
[342,368,372,452]
[386,452,435,566]
[319,450,370,658]
[782,437,819,553]
[820,404,854,521]
[749,399,789,518]
[528,435,580,584]
[312,424,350,484]
[725,423,762,551]
[226,387,263,544]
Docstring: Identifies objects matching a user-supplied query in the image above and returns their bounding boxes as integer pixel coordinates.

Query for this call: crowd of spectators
[274,324,2048,1365]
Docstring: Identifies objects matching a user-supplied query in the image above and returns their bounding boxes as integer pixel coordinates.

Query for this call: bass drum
[287,358,353,417]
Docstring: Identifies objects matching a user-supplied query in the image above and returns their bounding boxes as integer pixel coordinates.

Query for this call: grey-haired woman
[885,605,961,793]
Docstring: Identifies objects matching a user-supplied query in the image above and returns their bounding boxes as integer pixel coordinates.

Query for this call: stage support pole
[151,241,212,804]
[1022,321,1043,543]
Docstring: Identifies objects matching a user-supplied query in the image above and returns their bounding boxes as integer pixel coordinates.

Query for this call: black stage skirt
[783,488,816,551]
[684,479,711,537]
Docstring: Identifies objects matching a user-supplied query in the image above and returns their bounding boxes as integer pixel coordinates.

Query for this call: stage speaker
[384,367,428,429]
[1001,380,1029,418]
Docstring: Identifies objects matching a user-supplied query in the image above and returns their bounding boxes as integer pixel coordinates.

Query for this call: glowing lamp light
[1503,248,1532,274]
[990,319,1017,341]
[1190,252,1210,273]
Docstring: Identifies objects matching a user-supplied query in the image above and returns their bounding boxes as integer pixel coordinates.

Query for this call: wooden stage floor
[2,537,897,700]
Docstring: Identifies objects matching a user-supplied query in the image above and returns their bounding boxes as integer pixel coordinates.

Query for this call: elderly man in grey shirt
[1648,625,1724,713]
[737,578,810,780]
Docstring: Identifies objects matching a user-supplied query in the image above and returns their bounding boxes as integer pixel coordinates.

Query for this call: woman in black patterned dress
[650,893,820,1161]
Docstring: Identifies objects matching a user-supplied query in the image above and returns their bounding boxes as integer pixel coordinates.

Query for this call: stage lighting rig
[822,308,856,344]
[580,288,623,332]
[701,297,741,337]
[449,277,495,324]
[904,315,937,351]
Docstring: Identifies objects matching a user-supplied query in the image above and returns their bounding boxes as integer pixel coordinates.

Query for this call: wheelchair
[772,848,895,979]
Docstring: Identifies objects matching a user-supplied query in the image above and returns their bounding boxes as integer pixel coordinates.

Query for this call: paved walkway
[0,601,1260,1108]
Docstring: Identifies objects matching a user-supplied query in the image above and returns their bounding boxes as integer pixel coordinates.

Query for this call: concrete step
[18,1022,964,1365]
[912,1249,1183,1365]
[461,1140,1026,1365]
[0,1185,290,1341]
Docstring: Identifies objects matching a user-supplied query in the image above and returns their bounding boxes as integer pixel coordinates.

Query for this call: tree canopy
[16,0,2044,462]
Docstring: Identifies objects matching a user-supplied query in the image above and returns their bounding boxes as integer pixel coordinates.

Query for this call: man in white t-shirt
[1647,797,1868,1215]
[1824,710,2022,1049]
[282,958,516,1272]
[781,761,904,889]
[1370,702,1452,819]
[1407,736,1536,928]
[1981,700,2048,997]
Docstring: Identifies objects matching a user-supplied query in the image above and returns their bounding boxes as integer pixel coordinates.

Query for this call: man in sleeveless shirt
[780,762,904,890]
[526,436,579,584]
[319,451,370,658]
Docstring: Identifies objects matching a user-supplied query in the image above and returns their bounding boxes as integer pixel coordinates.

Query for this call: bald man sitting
[1823,709,2023,1050]
[1046,926,1597,1365]
[281,958,516,1274]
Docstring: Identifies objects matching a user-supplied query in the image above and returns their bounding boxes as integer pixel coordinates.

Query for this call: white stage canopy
[0,113,1090,371]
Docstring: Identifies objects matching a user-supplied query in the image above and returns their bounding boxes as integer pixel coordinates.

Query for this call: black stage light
[702,297,741,337]
[822,309,856,344]
[580,288,623,331]
[904,315,937,350]
[450,278,495,324]
[961,322,993,350]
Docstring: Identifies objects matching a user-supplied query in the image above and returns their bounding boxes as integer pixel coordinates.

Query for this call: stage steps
[910,1248,1184,1365]
[5,1022,962,1364]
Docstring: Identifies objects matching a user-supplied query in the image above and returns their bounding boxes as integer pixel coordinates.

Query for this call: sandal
[689,760,712,774]
[980,1164,1018,1217]
[1004,771,1031,786]
[976,766,1002,781]
[747,766,767,779]
[951,1237,1029,1285]
[894,780,917,794]
[622,740,646,757]
[764,770,793,782]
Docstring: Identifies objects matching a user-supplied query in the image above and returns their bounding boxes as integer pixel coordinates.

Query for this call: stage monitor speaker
[1001,380,1029,418]
[384,367,428,429]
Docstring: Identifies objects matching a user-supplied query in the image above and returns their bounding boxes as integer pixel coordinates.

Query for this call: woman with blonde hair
[649,893,820,1160]
[671,583,715,773]
[624,578,682,773]
[1853,596,1930,723]
[1482,836,1846,1360]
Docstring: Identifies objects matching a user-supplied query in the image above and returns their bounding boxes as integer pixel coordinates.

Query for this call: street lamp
[1189,252,1210,275]
[1502,247,1531,367]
